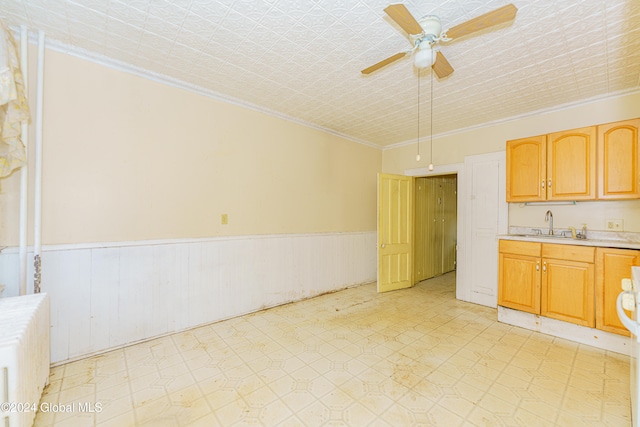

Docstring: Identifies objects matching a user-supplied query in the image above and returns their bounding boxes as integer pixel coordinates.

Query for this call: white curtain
[0,21,29,179]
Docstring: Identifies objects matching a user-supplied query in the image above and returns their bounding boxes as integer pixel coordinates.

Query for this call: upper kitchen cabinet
[507,119,640,202]
[547,127,597,200]
[597,119,640,200]
[506,135,546,202]
[506,127,596,202]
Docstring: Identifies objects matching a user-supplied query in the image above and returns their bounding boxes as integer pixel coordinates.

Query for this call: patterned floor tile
[32,272,631,426]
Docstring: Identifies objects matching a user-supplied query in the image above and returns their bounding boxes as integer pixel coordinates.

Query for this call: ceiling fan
[361,3,518,78]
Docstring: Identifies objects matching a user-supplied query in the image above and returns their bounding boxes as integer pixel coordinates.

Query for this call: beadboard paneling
[0,232,376,363]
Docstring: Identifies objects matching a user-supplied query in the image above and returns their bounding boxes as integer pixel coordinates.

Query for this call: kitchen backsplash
[508,226,640,243]
[508,200,640,233]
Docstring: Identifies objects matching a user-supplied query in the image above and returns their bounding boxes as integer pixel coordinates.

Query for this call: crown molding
[383,88,640,151]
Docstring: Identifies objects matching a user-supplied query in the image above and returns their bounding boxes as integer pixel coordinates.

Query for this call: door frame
[404,163,466,300]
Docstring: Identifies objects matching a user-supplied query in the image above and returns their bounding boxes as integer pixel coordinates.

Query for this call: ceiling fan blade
[384,4,423,35]
[445,4,517,40]
[361,52,407,75]
[432,51,453,79]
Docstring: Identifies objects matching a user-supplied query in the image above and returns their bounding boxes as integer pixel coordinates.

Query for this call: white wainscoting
[0,232,376,364]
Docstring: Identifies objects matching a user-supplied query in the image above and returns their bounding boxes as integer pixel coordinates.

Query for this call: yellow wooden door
[498,240,541,314]
[378,173,413,293]
[413,177,434,282]
[595,248,640,336]
[413,175,457,282]
[506,135,546,202]
[597,119,640,200]
[541,258,595,327]
[442,175,457,273]
[432,179,444,276]
[547,126,596,200]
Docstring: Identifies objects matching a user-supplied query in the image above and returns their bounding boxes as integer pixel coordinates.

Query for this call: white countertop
[498,227,640,250]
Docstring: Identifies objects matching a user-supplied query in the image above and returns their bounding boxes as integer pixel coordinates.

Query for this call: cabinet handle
[381,244,386,249]
[536,262,540,271]
[541,180,545,189]
[548,179,552,188]
[542,261,547,272]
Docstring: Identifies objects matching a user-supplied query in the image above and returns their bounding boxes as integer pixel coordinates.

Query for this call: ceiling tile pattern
[2,0,640,147]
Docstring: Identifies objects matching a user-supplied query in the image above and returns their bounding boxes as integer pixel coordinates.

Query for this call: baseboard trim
[498,306,630,355]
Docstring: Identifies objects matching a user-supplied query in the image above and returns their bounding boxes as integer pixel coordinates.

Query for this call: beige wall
[383,91,640,232]
[0,48,381,246]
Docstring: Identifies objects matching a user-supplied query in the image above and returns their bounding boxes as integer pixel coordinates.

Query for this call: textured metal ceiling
[2,0,639,147]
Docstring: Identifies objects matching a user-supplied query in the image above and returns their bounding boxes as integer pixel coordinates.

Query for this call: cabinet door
[506,135,546,202]
[498,252,541,314]
[547,127,597,200]
[597,119,640,200]
[595,248,640,336]
[541,258,594,327]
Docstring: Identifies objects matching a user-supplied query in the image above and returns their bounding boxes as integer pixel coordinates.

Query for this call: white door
[464,152,508,307]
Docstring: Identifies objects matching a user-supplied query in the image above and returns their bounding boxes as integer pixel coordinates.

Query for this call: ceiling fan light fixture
[362,4,518,77]
[419,15,442,38]
[414,44,435,69]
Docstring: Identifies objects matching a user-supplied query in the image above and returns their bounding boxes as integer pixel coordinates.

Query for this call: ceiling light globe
[414,47,435,69]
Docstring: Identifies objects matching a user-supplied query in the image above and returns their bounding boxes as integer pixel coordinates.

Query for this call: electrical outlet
[606,219,623,231]
[221,214,228,225]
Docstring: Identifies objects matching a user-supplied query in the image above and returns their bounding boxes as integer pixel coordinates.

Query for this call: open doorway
[414,174,457,283]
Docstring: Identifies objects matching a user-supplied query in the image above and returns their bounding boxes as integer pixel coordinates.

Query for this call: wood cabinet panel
[541,258,594,327]
[597,119,640,199]
[506,135,545,202]
[542,243,595,264]
[499,251,541,314]
[595,247,640,336]
[547,127,596,200]
[499,239,541,257]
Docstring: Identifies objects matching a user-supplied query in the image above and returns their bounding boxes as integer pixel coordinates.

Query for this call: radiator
[0,293,50,427]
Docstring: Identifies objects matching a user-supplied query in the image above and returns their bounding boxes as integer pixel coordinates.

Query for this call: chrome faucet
[545,210,553,235]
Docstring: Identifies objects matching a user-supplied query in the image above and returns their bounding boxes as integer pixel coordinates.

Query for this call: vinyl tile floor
[33,272,631,426]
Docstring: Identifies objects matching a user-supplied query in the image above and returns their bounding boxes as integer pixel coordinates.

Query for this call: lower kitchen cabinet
[498,240,541,314]
[500,240,640,334]
[541,253,595,327]
[596,247,640,336]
